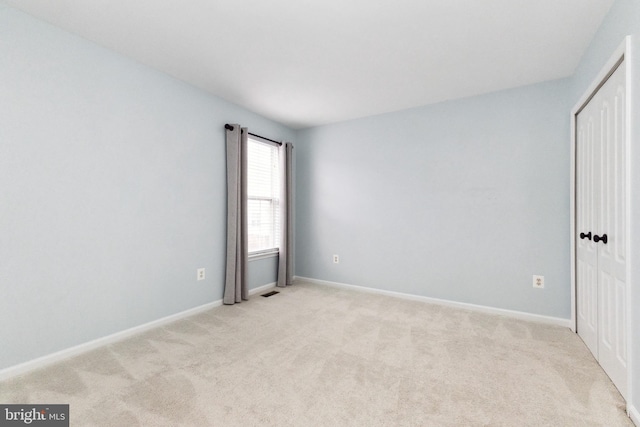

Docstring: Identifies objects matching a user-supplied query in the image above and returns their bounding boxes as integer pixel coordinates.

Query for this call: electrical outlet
[197,268,205,281]
[533,275,544,289]
[333,254,339,264]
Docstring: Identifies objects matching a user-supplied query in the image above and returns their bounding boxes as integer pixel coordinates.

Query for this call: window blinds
[247,137,280,254]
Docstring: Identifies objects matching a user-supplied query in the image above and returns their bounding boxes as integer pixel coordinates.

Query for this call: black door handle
[580,232,592,240]
[593,234,608,244]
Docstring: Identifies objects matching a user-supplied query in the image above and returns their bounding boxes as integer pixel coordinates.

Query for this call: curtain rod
[225,124,282,146]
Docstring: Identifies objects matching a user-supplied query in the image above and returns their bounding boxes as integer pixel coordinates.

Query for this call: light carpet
[0,282,632,426]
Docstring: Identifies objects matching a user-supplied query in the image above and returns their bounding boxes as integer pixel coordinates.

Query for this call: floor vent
[261,291,280,298]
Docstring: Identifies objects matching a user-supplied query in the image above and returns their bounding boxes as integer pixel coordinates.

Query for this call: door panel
[596,64,626,396]
[576,101,599,357]
[575,61,627,398]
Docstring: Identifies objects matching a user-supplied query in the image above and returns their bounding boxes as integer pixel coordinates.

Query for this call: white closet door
[575,62,627,398]
[576,99,598,357]
[596,63,627,396]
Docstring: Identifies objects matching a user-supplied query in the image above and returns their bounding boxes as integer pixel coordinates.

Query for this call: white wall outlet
[197,268,205,281]
[333,254,339,264]
[533,275,544,289]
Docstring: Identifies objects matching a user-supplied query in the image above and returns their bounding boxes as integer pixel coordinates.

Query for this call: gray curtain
[224,124,248,304]
[277,142,294,287]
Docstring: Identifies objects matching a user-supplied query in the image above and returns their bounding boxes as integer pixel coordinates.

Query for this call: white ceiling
[4,0,615,129]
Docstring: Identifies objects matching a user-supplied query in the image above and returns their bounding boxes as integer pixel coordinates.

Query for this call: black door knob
[579,232,592,240]
[593,234,608,244]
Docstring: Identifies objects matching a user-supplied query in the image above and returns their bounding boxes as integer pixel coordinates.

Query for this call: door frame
[570,36,633,406]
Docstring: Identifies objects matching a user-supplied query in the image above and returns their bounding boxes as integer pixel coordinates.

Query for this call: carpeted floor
[0,282,632,426]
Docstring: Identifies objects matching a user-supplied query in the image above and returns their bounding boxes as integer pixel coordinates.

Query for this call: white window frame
[247,134,281,260]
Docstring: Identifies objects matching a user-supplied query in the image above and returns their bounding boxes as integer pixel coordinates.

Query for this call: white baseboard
[629,404,639,425]
[0,282,276,382]
[249,281,277,295]
[294,276,572,328]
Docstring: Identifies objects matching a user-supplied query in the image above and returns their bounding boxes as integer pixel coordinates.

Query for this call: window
[247,136,280,256]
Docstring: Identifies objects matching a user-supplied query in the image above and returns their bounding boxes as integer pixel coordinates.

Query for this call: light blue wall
[295,78,571,318]
[0,5,294,371]
[571,0,640,102]
[248,256,279,290]
[568,0,640,416]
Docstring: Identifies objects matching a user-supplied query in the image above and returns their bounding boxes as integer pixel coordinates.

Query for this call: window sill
[249,250,279,261]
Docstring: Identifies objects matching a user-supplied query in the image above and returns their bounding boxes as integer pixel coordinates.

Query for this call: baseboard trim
[249,281,277,295]
[294,276,572,328]
[0,282,276,382]
[629,404,639,425]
